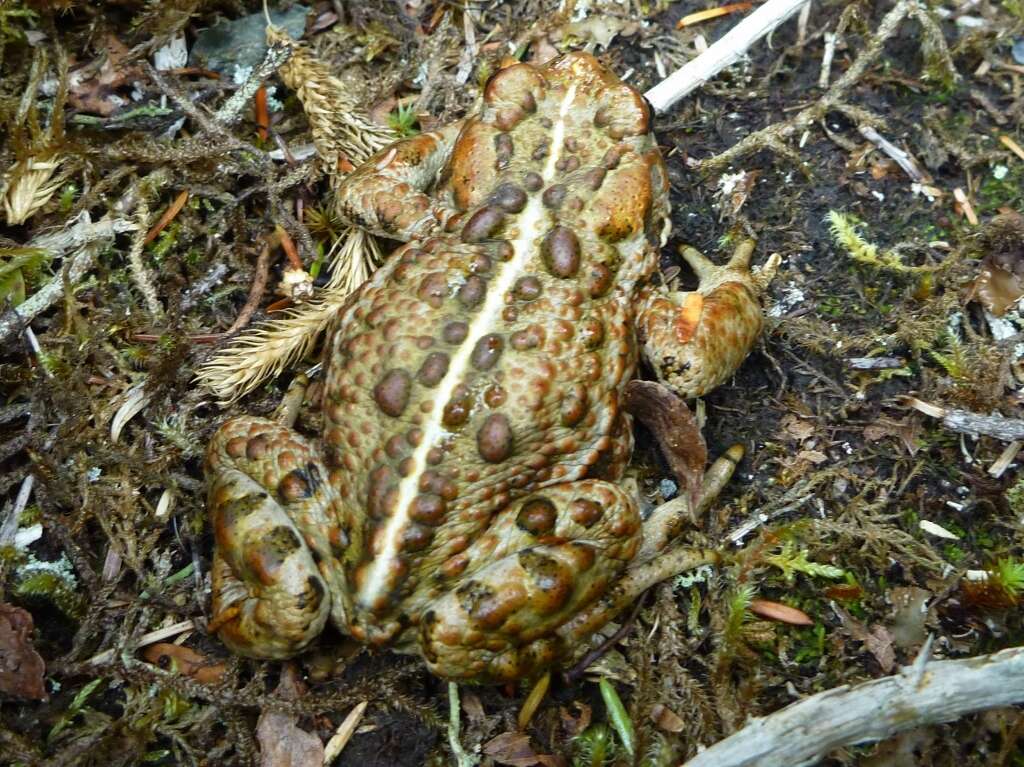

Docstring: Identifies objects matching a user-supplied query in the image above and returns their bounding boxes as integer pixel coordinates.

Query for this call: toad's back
[320,53,671,641]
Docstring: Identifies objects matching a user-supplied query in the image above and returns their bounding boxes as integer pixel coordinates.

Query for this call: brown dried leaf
[623,380,706,499]
[142,643,226,684]
[969,211,1024,316]
[483,731,540,767]
[68,35,144,116]
[835,605,896,673]
[863,417,922,455]
[794,449,828,465]
[650,703,686,733]
[863,625,896,673]
[257,664,323,767]
[0,603,47,701]
[749,599,814,626]
[256,710,324,767]
[781,414,815,441]
[972,264,1024,316]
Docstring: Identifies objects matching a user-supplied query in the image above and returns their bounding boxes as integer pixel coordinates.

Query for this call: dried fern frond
[2,154,68,225]
[325,227,384,294]
[197,288,352,404]
[199,32,400,402]
[198,228,382,401]
[267,26,396,180]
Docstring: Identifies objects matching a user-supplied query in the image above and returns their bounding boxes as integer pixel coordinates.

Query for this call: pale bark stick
[644,0,812,114]
[684,642,1024,767]
[0,213,138,344]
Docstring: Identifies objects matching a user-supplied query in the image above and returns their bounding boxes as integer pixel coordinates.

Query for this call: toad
[205,52,776,682]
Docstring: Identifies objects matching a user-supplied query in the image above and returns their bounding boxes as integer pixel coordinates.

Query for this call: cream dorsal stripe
[356,81,580,607]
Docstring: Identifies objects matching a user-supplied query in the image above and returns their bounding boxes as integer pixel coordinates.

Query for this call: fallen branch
[907,397,1024,442]
[684,640,1024,767]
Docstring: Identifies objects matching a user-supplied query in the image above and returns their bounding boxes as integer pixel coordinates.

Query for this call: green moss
[13,555,85,619]
[977,162,1024,214]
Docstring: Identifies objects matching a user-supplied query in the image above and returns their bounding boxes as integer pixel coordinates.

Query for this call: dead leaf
[863,417,922,455]
[142,643,226,684]
[862,625,896,673]
[968,211,1024,316]
[257,710,324,767]
[650,703,686,733]
[535,757,566,767]
[794,449,828,465]
[835,605,896,673]
[781,414,815,441]
[483,731,540,767]
[623,380,707,501]
[749,599,814,626]
[461,688,486,721]
[0,603,47,701]
[68,35,144,117]
[256,663,323,767]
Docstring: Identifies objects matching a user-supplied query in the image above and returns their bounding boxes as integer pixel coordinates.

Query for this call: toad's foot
[637,239,780,399]
[206,417,350,659]
[553,444,741,649]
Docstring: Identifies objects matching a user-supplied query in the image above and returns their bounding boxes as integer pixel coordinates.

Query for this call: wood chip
[678,2,753,27]
[322,701,368,764]
[750,599,814,626]
[953,187,979,225]
[919,519,960,540]
[1000,134,1024,163]
[988,440,1022,478]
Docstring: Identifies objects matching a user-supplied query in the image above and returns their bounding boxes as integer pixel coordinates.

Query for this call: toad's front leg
[334,121,464,241]
[636,239,779,399]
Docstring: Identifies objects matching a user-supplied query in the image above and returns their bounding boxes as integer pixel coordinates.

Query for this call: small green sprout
[765,541,846,584]
[49,678,104,741]
[388,103,419,137]
[572,723,616,767]
[993,558,1024,597]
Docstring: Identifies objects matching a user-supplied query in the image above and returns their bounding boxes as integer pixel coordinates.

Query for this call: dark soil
[1,1,1023,765]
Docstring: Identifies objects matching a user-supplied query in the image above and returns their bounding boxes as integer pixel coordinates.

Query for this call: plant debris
[1,0,1024,764]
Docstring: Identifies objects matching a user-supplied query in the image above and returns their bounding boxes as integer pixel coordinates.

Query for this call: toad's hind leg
[556,447,741,648]
[637,239,779,399]
[206,417,349,659]
[417,481,642,683]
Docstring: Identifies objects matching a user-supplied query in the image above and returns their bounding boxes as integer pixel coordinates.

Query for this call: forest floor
[1,0,1024,765]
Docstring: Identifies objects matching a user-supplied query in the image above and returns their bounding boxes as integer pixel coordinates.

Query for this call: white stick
[683,644,1024,767]
[644,0,812,113]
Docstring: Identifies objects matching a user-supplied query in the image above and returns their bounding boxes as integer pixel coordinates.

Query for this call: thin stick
[908,397,1024,442]
[87,619,195,666]
[697,0,912,172]
[645,0,811,113]
[225,243,274,335]
[683,644,1024,767]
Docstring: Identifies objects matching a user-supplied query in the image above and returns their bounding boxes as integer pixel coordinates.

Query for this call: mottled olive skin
[205,53,769,682]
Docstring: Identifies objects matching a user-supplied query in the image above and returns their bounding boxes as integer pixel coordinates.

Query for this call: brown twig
[143,189,189,245]
[225,243,274,336]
